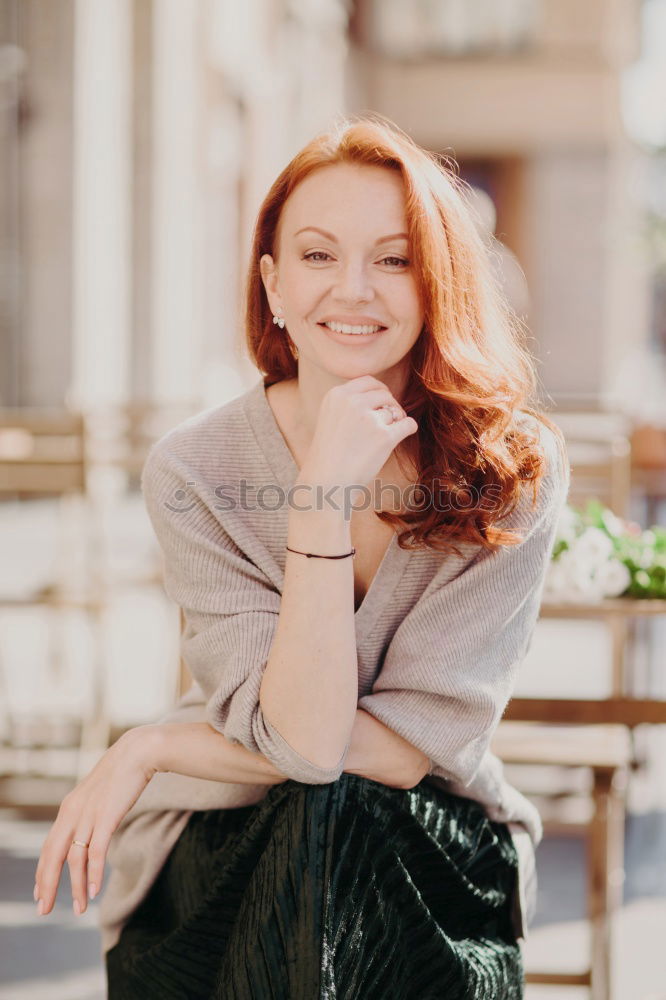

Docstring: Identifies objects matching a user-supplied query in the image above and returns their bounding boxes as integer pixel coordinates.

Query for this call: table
[500,596,666,998]
[505,597,666,726]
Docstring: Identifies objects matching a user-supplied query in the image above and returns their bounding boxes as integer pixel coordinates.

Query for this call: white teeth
[323,322,383,335]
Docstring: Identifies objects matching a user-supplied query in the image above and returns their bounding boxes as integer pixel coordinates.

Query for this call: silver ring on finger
[380,405,401,425]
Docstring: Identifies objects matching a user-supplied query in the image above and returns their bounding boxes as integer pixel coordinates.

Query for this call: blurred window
[356,0,540,59]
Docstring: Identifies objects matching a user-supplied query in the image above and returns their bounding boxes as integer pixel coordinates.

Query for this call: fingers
[342,386,407,422]
[35,816,114,917]
[85,825,114,905]
[395,416,419,440]
[67,827,93,915]
[331,377,413,428]
[30,737,146,918]
[34,796,95,917]
[334,374,380,393]
[364,389,411,426]
[335,375,399,403]
[34,810,75,916]
[377,403,405,424]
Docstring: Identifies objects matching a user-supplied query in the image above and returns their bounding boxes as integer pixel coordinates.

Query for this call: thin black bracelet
[285,545,356,560]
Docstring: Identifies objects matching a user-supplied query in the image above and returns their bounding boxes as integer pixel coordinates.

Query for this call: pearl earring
[272,313,285,330]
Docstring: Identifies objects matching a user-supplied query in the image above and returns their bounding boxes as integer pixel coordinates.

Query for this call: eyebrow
[293,226,408,245]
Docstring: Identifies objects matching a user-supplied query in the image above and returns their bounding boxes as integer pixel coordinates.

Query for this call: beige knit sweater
[97,375,570,957]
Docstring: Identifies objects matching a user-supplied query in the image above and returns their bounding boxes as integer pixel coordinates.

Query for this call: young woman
[34,114,569,999]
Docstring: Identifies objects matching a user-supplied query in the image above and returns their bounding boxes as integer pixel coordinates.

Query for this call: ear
[259,254,280,313]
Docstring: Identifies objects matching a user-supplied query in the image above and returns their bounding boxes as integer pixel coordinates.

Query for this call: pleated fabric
[105,772,524,1000]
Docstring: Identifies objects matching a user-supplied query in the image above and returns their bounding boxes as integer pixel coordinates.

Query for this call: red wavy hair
[243,113,566,556]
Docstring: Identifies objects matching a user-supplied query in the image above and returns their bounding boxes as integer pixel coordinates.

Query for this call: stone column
[69,0,132,411]
[149,0,203,406]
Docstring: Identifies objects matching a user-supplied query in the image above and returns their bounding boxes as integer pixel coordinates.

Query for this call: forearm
[259,487,359,770]
[144,722,290,785]
[137,711,428,792]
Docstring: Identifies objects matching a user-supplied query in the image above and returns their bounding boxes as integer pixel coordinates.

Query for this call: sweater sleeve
[357,423,570,787]
[141,439,347,784]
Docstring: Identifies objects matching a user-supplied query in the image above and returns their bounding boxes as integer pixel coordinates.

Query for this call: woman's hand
[299,375,418,491]
[33,725,160,917]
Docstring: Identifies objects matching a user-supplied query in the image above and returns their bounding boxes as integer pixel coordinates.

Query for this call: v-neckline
[244,376,412,634]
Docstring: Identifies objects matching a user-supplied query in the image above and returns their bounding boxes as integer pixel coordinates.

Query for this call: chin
[324,360,397,382]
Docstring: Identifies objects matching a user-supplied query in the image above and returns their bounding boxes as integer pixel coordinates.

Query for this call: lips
[317,322,388,332]
[318,322,388,345]
[318,316,388,326]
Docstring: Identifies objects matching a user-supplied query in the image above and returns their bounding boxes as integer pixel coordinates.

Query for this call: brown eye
[302,251,332,263]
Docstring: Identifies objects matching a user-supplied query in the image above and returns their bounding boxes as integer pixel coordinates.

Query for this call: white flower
[545,548,601,601]
[638,546,655,569]
[592,558,631,598]
[570,527,614,570]
[555,504,581,546]
[601,509,626,538]
[563,548,602,598]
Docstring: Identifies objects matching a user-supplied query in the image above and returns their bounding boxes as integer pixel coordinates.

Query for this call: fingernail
[73,899,81,916]
[33,883,38,902]
[37,899,44,915]
[89,882,97,900]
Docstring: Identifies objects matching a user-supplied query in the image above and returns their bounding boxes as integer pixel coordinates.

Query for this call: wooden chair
[0,407,108,785]
[556,423,636,702]
[630,422,666,529]
[491,721,631,1000]
[541,410,662,778]
[492,411,638,998]
[503,596,666,996]
[547,409,632,519]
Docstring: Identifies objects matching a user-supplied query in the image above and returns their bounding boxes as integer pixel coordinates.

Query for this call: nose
[331,259,374,305]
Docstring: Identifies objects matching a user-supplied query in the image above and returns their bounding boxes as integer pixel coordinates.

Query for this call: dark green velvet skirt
[105,772,524,999]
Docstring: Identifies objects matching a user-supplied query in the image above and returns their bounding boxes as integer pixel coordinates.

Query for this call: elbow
[400,755,433,790]
[258,687,352,781]
[276,753,346,786]
[204,693,347,785]
[426,730,494,789]
[259,710,349,785]
[428,750,486,789]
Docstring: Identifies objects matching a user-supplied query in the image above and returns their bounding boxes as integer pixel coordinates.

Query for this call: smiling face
[259,162,425,387]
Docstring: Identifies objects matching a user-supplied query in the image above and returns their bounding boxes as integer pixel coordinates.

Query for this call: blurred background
[1,1,666,998]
